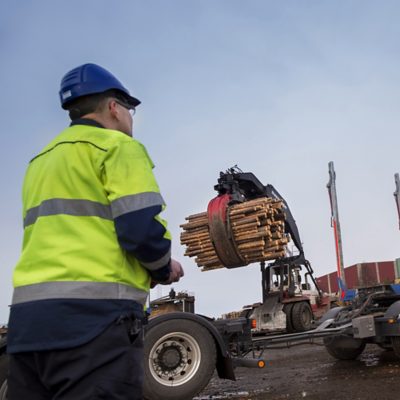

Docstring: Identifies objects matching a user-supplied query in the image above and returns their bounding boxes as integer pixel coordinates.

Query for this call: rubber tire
[323,336,366,360]
[0,380,7,400]
[283,303,294,333]
[291,302,313,332]
[391,337,400,358]
[143,318,216,400]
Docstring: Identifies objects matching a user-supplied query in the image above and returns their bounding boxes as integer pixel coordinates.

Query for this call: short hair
[66,89,123,120]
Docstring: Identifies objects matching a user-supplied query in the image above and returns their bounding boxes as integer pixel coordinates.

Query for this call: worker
[6,63,184,400]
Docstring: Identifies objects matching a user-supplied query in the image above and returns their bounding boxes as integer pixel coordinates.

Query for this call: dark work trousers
[7,315,144,400]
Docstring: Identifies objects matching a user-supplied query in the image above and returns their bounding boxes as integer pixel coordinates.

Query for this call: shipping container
[317,260,399,294]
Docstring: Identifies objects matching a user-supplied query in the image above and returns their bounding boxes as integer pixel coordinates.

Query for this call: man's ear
[108,99,120,120]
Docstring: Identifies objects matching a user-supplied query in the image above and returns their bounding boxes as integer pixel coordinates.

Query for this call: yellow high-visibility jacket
[12,121,171,307]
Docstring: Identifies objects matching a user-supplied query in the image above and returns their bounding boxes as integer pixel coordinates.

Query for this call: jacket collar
[69,118,105,129]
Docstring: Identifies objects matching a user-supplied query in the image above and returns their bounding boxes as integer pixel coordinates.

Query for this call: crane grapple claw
[207,194,244,268]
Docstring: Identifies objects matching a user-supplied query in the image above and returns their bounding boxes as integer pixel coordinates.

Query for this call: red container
[378,261,396,284]
[344,264,358,289]
[317,260,396,294]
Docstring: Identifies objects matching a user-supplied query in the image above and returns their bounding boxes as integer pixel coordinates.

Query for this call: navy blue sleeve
[114,205,171,281]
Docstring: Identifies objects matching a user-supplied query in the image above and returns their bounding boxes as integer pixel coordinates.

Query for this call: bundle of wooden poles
[180,197,290,271]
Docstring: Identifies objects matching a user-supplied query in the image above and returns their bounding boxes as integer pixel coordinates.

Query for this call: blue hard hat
[59,63,141,109]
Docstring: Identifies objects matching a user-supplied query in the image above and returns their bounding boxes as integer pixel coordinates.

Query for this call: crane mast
[327,161,346,299]
[394,173,400,230]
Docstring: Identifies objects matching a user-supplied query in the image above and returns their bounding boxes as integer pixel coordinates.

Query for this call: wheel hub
[149,333,201,386]
[159,345,182,369]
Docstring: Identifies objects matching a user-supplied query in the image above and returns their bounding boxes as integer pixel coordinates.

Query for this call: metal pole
[394,173,400,230]
[327,162,346,298]
[260,261,267,302]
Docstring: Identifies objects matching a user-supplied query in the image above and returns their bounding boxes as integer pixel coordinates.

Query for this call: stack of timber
[180,211,222,270]
[180,198,290,271]
[220,310,244,320]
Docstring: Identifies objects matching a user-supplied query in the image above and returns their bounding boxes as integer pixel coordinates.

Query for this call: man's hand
[150,258,184,287]
[165,258,184,284]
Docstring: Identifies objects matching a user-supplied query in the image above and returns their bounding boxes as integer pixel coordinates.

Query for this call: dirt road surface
[1,341,399,399]
[196,343,400,400]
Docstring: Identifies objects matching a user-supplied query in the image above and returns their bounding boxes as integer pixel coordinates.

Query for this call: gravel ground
[196,343,400,400]
[1,342,399,399]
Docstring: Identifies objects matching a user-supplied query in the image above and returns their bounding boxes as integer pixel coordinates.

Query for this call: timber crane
[208,167,327,333]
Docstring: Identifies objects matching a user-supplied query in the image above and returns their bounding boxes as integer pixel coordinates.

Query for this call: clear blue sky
[1,1,400,323]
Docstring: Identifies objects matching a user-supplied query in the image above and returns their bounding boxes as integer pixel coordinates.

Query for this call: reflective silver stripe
[24,199,112,227]
[140,249,171,271]
[12,281,148,305]
[111,192,165,218]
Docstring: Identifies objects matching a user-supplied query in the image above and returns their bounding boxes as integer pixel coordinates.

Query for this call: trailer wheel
[143,318,216,400]
[323,336,366,360]
[291,302,313,332]
[0,380,7,400]
[390,337,400,358]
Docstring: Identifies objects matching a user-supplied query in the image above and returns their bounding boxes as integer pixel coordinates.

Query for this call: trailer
[142,282,400,400]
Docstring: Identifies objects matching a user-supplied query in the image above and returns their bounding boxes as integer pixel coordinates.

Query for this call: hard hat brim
[125,94,141,108]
